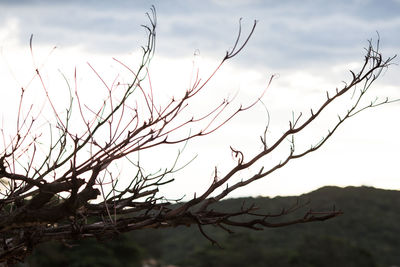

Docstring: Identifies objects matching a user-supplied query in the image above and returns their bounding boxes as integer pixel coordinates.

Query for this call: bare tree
[0,7,396,265]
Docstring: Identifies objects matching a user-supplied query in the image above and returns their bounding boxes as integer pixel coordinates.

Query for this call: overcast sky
[0,0,399,198]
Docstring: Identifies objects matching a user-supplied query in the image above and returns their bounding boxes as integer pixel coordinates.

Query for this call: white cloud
[0,1,399,198]
[0,17,20,46]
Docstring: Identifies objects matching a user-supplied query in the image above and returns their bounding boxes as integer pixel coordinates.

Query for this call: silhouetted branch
[0,7,396,265]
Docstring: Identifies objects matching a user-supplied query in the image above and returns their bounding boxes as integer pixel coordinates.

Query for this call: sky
[0,0,399,199]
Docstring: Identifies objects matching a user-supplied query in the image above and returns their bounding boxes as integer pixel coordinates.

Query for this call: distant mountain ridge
[25,186,400,267]
[144,186,400,267]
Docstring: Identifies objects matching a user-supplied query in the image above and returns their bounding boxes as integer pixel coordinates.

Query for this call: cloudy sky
[0,0,399,198]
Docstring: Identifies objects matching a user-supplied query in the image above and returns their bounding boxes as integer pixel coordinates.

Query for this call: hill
[24,186,400,267]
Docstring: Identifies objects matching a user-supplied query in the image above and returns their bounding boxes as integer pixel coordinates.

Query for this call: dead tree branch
[0,6,396,265]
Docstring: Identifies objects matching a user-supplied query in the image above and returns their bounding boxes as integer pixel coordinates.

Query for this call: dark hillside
[24,186,400,267]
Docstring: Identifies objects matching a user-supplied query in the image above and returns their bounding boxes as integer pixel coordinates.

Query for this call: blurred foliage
[22,234,143,267]
[21,186,400,267]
